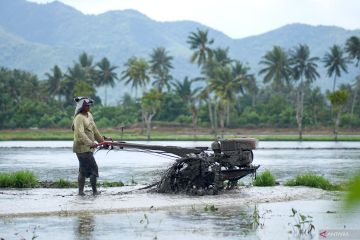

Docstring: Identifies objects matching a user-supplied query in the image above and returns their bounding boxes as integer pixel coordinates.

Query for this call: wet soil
[0,186,326,217]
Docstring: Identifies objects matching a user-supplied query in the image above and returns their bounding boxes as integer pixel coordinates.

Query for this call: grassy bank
[39,179,125,188]
[0,171,38,188]
[253,170,277,186]
[0,171,348,191]
[0,172,126,189]
[285,173,345,191]
[1,128,360,141]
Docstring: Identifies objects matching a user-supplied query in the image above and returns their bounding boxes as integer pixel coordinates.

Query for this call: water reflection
[75,214,95,240]
[165,205,258,239]
[0,200,358,240]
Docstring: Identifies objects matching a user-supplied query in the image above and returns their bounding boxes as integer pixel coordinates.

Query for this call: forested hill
[0,0,359,93]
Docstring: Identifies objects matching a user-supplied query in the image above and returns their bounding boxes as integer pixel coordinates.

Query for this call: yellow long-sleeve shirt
[72,112,102,153]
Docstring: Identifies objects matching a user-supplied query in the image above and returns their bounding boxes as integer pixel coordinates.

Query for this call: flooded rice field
[0,141,359,183]
[1,198,359,240]
[1,141,360,239]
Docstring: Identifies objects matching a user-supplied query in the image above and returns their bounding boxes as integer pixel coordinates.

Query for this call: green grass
[0,171,38,188]
[285,173,342,190]
[45,179,125,188]
[1,129,360,141]
[0,170,127,189]
[257,135,360,141]
[39,179,126,188]
[253,170,276,186]
[0,130,73,140]
[52,179,78,188]
[0,129,214,141]
[99,181,124,187]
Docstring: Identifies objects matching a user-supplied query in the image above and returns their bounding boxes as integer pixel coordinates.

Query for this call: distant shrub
[340,113,360,127]
[175,115,192,124]
[39,114,56,128]
[57,117,72,128]
[238,109,260,125]
[96,117,114,128]
[285,173,338,190]
[253,170,276,187]
[0,171,38,188]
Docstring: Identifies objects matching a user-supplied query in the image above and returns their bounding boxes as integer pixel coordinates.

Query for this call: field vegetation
[285,173,343,190]
[0,171,38,188]
[253,170,277,187]
[1,33,360,141]
[1,128,360,141]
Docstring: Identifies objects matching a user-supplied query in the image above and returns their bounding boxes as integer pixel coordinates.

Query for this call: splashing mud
[0,186,326,217]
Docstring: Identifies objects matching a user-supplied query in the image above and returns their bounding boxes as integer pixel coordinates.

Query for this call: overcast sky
[28,0,360,39]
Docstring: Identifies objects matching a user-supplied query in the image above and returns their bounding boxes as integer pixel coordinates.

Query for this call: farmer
[72,96,104,196]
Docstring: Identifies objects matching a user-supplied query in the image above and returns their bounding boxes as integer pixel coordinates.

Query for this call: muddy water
[1,141,360,239]
[1,198,359,240]
[0,141,359,183]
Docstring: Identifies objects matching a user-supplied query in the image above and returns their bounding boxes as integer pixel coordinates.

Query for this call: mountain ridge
[0,0,359,103]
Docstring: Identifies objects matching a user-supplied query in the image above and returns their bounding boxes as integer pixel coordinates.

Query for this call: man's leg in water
[78,172,85,196]
[90,174,99,195]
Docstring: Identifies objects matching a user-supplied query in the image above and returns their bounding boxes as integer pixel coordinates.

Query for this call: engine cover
[217,139,257,167]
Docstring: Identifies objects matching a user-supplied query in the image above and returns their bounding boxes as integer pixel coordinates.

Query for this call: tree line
[0,29,359,139]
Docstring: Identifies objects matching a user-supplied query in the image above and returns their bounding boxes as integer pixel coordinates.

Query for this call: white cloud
[27,0,360,38]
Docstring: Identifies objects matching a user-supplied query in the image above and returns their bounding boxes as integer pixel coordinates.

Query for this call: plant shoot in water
[289,208,315,236]
[250,205,271,229]
[204,204,218,212]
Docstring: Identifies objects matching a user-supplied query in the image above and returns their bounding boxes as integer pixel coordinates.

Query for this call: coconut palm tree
[345,36,360,124]
[79,52,93,68]
[230,61,254,123]
[96,57,118,106]
[349,76,360,124]
[242,74,258,108]
[64,64,96,101]
[289,44,320,140]
[323,44,348,92]
[231,61,253,92]
[63,63,87,103]
[149,47,173,92]
[259,46,292,92]
[78,52,97,85]
[172,77,202,130]
[203,47,233,79]
[187,29,214,66]
[201,47,234,132]
[211,68,232,131]
[345,36,360,67]
[45,65,64,102]
[121,57,150,98]
[209,62,246,136]
[212,47,232,67]
[121,56,150,134]
[327,90,349,140]
[187,29,216,130]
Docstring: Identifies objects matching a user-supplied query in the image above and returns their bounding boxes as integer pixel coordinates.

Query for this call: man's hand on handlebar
[90,142,98,149]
